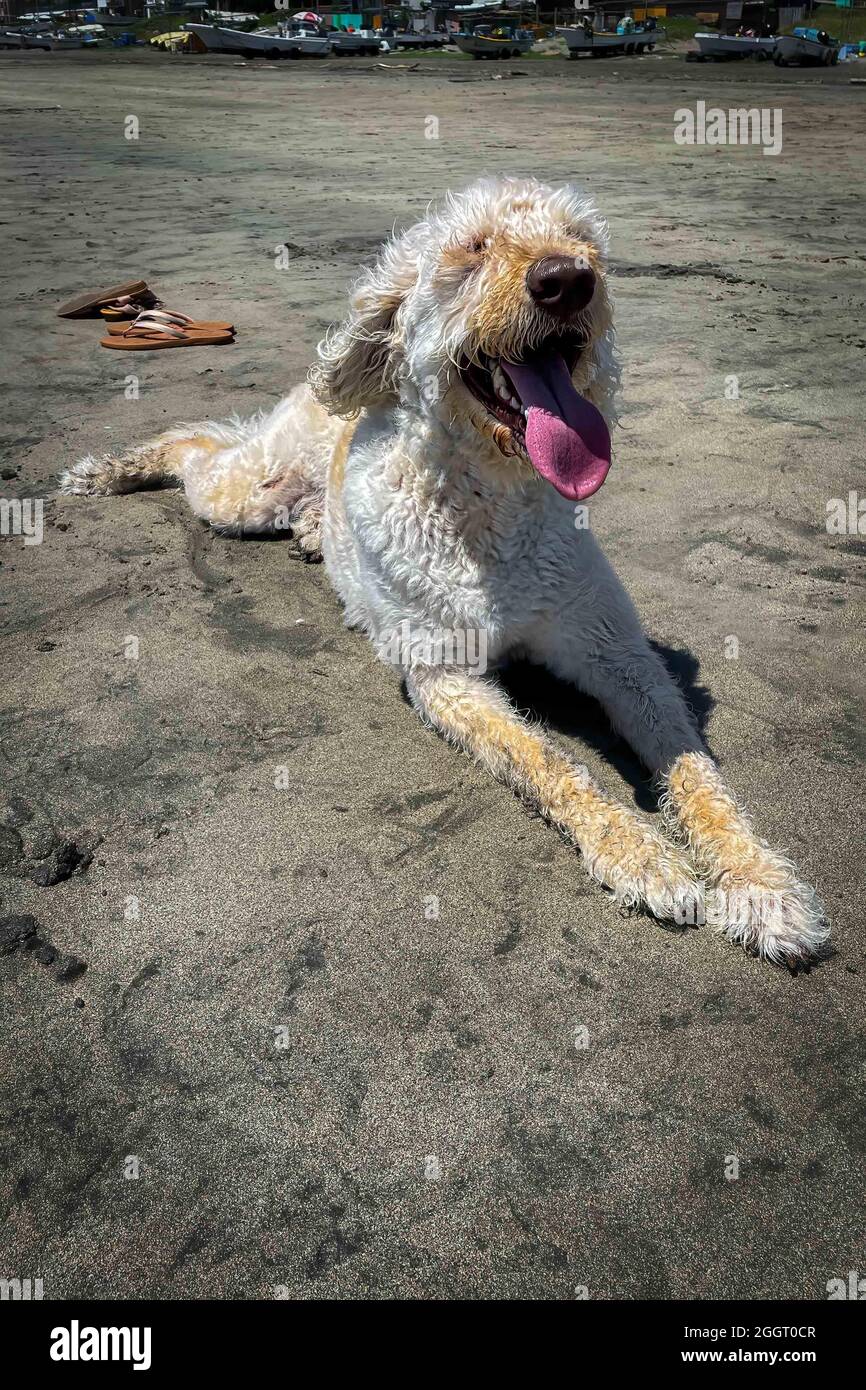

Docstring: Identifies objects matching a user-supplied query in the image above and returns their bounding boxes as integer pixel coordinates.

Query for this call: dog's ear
[310,232,419,416]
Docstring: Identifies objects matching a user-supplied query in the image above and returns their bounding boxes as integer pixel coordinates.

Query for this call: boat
[287,21,331,54]
[150,29,196,52]
[693,31,776,60]
[329,29,383,56]
[556,22,664,58]
[454,22,535,59]
[202,9,258,20]
[184,22,330,58]
[388,31,448,50]
[49,29,88,48]
[774,27,838,66]
[18,28,85,49]
[0,17,95,46]
[13,26,50,49]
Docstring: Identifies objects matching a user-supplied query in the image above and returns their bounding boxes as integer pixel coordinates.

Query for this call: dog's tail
[59,385,337,548]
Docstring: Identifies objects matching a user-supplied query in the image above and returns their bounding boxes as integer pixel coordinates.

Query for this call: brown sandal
[100,291,160,321]
[104,308,233,335]
[100,312,234,350]
[56,280,149,319]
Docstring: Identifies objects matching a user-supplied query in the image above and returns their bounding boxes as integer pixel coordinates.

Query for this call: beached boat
[389,31,448,50]
[48,30,87,48]
[329,29,383,56]
[21,33,51,48]
[693,31,776,60]
[454,23,534,59]
[0,30,25,48]
[150,30,194,52]
[774,27,838,66]
[184,22,329,58]
[556,24,664,58]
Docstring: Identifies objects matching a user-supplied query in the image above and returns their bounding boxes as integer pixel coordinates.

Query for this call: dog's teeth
[492,364,516,408]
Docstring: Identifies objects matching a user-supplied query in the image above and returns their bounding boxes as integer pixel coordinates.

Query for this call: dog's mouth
[458,333,611,502]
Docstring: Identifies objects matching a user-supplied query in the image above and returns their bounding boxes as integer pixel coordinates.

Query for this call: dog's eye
[439,235,489,277]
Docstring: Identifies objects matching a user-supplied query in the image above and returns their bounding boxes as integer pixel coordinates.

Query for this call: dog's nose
[525,256,595,318]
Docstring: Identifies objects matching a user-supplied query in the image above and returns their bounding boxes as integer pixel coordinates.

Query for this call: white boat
[329,29,382,56]
[556,24,664,58]
[185,22,329,58]
[0,30,25,47]
[693,32,776,60]
[289,22,331,54]
[774,28,838,66]
[454,23,534,59]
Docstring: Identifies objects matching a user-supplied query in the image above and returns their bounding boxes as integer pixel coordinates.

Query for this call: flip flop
[100,314,234,350]
[104,308,234,335]
[56,280,149,319]
[100,291,160,320]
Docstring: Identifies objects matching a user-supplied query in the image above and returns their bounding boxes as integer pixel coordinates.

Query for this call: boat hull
[454,34,534,58]
[694,33,776,60]
[556,27,664,57]
[184,24,330,57]
[329,32,382,55]
[773,34,836,65]
[390,33,447,50]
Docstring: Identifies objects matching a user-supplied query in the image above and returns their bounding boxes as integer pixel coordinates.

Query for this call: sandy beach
[1,46,864,1300]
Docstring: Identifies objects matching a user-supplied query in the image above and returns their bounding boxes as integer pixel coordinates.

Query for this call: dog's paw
[706,859,828,968]
[588,822,704,928]
[58,455,113,496]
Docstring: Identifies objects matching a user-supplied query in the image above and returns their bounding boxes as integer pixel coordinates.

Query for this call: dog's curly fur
[60,177,827,966]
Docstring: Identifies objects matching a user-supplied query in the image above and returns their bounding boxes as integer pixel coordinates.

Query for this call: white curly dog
[61,177,827,967]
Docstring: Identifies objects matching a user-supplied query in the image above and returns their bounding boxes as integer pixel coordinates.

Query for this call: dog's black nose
[526,256,595,319]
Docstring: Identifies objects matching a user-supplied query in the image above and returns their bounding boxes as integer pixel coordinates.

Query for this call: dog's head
[311,177,619,501]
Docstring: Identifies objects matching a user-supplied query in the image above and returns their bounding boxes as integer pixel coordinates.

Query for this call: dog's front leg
[406,664,702,926]
[661,752,827,967]
[555,639,828,967]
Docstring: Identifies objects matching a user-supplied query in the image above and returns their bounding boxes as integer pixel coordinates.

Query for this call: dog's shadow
[499,644,714,813]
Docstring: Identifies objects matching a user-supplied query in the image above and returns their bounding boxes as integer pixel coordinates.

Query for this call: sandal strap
[122,313,186,339]
[132,308,195,329]
[102,290,160,317]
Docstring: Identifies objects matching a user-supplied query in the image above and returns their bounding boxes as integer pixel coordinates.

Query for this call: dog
[60,176,827,967]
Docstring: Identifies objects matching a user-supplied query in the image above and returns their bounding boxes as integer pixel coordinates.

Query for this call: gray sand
[0,48,864,1300]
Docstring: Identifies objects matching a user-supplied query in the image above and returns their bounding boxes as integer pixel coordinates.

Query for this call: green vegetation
[657,4,866,41]
[781,3,866,38]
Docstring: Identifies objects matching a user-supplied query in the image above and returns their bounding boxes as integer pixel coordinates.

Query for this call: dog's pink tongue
[502,355,611,501]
